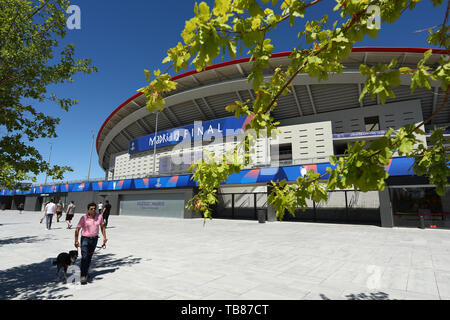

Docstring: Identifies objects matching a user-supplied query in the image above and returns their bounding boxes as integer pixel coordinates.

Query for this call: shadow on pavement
[88,254,142,282]
[320,292,394,300]
[0,236,50,246]
[0,254,142,300]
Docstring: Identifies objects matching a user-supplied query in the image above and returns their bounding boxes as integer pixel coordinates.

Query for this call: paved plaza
[1,209,450,300]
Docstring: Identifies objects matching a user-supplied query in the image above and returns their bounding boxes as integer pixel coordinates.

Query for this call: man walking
[56,200,63,222]
[65,201,76,229]
[102,200,112,228]
[44,199,56,230]
[18,203,24,214]
[74,202,107,285]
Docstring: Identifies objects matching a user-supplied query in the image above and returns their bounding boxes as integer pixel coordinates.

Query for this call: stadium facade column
[266,183,277,222]
[379,189,394,227]
[67,191,96,214]
[24,195,40,211]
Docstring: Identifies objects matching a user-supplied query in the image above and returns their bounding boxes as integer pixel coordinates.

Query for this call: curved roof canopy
[97,47,449,171]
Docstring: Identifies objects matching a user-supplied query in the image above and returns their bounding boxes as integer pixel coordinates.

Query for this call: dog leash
[95,244,106,252]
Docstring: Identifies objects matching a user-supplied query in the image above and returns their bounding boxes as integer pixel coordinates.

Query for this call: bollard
[419,215,425,229]
[257,209,266,223]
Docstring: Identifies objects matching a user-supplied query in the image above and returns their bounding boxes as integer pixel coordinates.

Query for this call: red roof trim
[352,47,448,54]
[97,47,448,155]
[170,51,292,81]
[96,91,143,153]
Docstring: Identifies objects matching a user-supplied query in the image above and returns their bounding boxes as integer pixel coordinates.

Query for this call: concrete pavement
[1,210,450,300]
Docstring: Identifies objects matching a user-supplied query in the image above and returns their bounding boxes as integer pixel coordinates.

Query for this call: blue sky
[31,0,445,185]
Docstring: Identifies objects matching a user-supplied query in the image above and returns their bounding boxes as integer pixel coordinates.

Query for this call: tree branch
[440,0,450,46]
[261,4,370,114]
[219,0,323,35]
[415,87,449,130]
[29,0,51,19]
[2,0,51,39]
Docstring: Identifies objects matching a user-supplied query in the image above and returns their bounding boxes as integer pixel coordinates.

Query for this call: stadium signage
[129,116,251,154]
[332,130,387,139]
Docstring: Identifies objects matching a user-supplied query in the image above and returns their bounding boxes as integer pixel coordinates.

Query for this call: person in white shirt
[44,199,56,230]
[98,202,103,215]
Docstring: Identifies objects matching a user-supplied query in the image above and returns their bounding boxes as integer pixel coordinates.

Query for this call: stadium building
[2,47,449,228]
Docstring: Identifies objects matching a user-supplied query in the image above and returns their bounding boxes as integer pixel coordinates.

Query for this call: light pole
[87,130,95,181]
[152,111,159,176]
[44,142,53,185]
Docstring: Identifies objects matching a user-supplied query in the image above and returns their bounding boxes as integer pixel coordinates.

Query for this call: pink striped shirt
[77,214,104,237]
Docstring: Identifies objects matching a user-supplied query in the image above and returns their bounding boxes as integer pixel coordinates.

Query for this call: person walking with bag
[74,202,107,285]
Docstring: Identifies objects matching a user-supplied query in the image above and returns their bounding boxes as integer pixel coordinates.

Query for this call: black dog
[52,250,78,279]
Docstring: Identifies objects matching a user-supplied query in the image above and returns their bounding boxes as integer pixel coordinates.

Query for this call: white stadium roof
[96,47,449,171]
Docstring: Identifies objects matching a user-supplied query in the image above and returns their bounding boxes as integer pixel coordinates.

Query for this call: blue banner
[129,115,253,154]
[333,130,387,138]
[4,157,448,196]
[68,182,92,192]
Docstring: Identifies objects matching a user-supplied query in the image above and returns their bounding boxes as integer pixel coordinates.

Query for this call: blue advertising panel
[68,182,92,192]
[224,170,249,185]
[333,130,387,138]
[30,186,43,194]
[133,175,196,189]
[2,189,12,195]
[129,115,252,154]
[133,178,152,189]
[385,157,415,176]
[175,175,197,188]
[257,167,287,183]
[92,181,109,191]
[104,179,133,191]
[41,185,54,193]
[3,157,448,196]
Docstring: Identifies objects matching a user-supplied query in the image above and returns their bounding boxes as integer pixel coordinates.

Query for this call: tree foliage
[0,0,97,190]
[140,0,450,221]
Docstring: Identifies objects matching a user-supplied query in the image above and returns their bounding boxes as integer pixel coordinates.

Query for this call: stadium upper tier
[96,47,449,172]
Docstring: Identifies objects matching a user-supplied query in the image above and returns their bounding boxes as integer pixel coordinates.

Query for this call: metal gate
[281,190,381,226]
[214,192,267,220]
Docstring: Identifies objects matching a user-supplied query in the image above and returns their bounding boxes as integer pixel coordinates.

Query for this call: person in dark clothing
[18,203,24,214]
[102,200,112,227]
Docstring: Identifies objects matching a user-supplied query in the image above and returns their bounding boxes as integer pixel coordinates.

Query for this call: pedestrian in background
[18,203,24,214]
[74,202,107,285]
[56,200,63,222]
[44,199,56,230]
[65,201,76,229]
[102,200,112,228]
[98,201,103,215]
[40,200,50,224]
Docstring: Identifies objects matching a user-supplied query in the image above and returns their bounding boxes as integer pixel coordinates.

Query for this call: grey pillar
[68,191,96,214]
[267,204,277,221]
[379,189,394,228]
[266,184,277,221]
[184,188,200,218]
[104,193,120,216]
[24,195,40,211]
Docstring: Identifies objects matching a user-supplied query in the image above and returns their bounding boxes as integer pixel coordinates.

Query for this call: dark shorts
[66,214,74,221]
[56,211,62,216]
